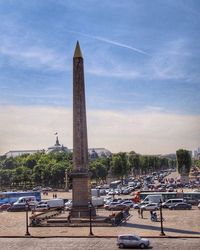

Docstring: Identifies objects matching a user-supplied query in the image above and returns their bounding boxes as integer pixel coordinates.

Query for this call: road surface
[0,237,199,250]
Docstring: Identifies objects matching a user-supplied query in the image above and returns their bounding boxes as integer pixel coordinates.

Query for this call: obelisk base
[70,171,96,218]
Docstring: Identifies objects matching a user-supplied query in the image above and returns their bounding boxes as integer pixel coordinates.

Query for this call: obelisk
[71,41,91,217]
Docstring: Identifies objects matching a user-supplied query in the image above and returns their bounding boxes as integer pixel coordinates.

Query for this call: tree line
[0,151,175,190]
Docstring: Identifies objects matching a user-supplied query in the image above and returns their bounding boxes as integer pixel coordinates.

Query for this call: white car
[117,234,150,249]
[108,190,116,195]
[104,196,112,204]
[198,203,200,209]
[140,203,159,211]
[65,200,72,210]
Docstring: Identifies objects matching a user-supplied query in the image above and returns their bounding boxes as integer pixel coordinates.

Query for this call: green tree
[0,169,12,187]
[50,163,66,188]
[24,155,37,169]
[3,157,19,169]
[194,159,200,169]
[111,152,129,180]
[32,164,44,186]
[89,160,107,183]
[176,149,192,174]
[128,151,140,176]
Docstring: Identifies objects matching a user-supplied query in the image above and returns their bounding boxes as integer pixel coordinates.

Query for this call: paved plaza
[0,204,199,237]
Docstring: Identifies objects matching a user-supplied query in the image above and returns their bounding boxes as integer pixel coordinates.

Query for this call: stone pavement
[0,237,200,250]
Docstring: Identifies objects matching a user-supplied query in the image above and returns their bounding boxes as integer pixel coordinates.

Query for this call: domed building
[46,135,70,154]
[88,148,112,160]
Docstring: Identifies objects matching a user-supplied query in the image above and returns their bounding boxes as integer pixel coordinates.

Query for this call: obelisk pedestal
[71,41,95,218]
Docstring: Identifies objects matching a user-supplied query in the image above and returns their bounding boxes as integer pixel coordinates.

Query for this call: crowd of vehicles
[1,168,200,214]
[0,190,66,212]
[97,168,200,212]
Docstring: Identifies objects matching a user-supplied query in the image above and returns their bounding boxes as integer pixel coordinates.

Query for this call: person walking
[141,208,144,219]
[67,211,71,224]
[138,208,141,218]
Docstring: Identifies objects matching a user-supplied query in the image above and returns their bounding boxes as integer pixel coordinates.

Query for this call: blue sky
[0,0,200,155]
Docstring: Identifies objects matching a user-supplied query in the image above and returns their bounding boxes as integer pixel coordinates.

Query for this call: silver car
[117,234,150,248]
[140,202,159,211]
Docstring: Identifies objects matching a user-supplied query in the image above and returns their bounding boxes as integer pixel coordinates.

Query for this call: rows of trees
[0,151,174,190]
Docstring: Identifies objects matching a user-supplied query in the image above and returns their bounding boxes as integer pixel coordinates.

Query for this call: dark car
[0,203,11,211]
[7,204,31,212]
[109,203,128,211]
[169,202,192,210]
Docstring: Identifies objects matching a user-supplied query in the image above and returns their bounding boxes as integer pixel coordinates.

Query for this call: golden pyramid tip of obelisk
[73,41,83,58]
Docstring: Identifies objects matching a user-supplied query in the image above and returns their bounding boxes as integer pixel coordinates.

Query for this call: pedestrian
[141,208,144,219]
[67,211,71,224]
[31,207,35,215]
[138,208,141,218]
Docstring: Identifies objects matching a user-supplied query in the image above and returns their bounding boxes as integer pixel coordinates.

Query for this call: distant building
[5,149,43,158]
[4,136,112,159]
[46,136,70,154]
[88,148,112,160]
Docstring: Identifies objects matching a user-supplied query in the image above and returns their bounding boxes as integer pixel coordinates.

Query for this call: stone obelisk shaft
[73,41,88,170]
[71,41,91,217]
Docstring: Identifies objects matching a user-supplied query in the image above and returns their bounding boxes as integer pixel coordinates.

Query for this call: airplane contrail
[68,30,149,56]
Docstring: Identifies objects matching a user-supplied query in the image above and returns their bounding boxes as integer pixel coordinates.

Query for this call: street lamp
[88,201,94,236]
[65,169,69,192]
[159,200,165,236]
[25,201,31,237]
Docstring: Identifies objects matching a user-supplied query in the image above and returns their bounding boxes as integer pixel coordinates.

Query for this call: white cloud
[0,43,67,71]
[0,105,199,155]
[86,63,140,79]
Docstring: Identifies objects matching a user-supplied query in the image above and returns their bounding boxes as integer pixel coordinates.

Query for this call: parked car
[65,200,72,211]
[133,201,149,209]
[167,187,174,192]
[115,189,121,195]
[198,203,200,209]
[109,204,128,211]
[162,199,185,208]
[32,186,42,191]
[43,199,64,208]
[121,200,134,208]
[169,202,192,210]
[42,187,53,191]
[104,196,112,204]
[117,234,150,249]
[104,201,121,210]
[140,203,159,211]
[0,203,11,211]
[35,204,49,212]
[99,189,106,195]
[7,204,31,212]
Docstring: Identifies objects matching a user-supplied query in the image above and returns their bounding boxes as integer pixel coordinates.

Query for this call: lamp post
[25,201,31,237]
[65,169,69,192]
[159,200,165,236]
[88,201,94,236]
